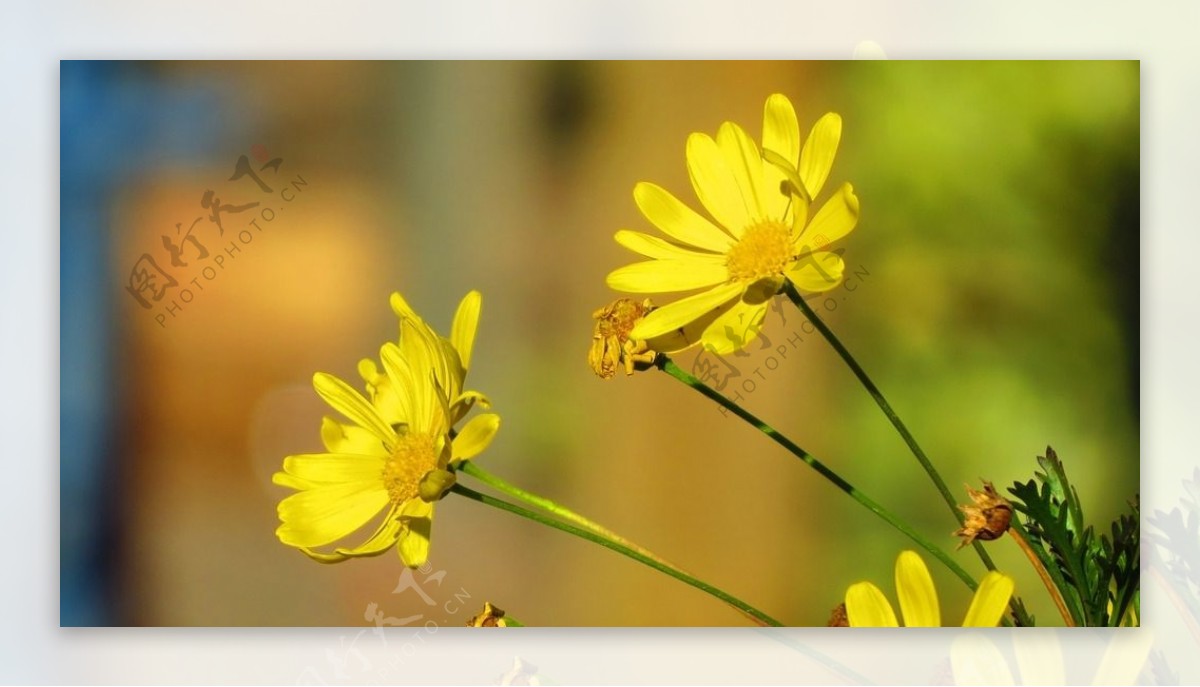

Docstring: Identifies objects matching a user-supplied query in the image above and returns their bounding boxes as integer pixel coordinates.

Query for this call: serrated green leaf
[1008,446,1137,626]
[1008,478,1090,625]
[1105,498,1140,626]
[1035,446,1086,537]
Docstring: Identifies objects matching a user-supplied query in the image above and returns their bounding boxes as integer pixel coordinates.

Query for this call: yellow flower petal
[845,581,900,627]
[615,229,716,261]
[276,480,389,549]
[320,417,386,454]
[606,258,728,293]
[799,112,842,200]
[450,390,490,426]
[762,94,801,220]
[435,336,465,401]
[272,471,315,491]
[399,319,437,393]
[962,571,1015,627]
[389,291,418,322]
[687,132,751,234]
[742,275,784,306]
[797,182,859,252]
[716,121,766,221]
[785,251,845,293]
[762,94,801,167]
[451,413,500,463]
[358,357,381,385]
[374,380,409,427]
[343,507,404,556]
[418,468,457,502]
[642,298,737,354]
[379,342,419,426]
[450,290,481,371]
[895,550,941,627]
[300,505,407,563]
[387,290,469,414]
[699,300,769,355]
[358,359,407,426]
[282,453,386,483]
[629,282,744,340]
[398,499,434,568]
[634,182,734,252]
[396,322,450,437]
[312,372,396,448]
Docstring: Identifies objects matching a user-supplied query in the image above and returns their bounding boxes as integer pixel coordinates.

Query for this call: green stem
[459,461,675,569]
[1008,521,1077,626]
[450,483,784,627]
[657,356,978,593]
[781,281,999,575]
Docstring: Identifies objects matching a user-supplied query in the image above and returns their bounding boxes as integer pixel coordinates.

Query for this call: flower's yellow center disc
[382,432,438,504]
[726,221,792,283]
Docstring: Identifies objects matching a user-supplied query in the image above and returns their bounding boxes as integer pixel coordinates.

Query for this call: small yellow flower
[273,292,500,568]
[606,93,859,354]
[844,551,1015,627]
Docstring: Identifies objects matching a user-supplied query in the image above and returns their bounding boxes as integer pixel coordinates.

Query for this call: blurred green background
[61,60,1138,626]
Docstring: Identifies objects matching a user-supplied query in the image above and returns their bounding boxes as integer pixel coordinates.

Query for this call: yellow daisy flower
[606,93,860,354]
[273,292,500,568]
[844,551,1015,627]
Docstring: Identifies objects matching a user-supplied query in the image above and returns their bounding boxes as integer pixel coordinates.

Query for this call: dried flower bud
[468,601,509,627]
[588,298,659,379]
[954,481,1013,548]
[827,602,849,627]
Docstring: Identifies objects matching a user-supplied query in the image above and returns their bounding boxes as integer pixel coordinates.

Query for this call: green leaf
[1104,498,1140,626]
[1008,475,1093,625]
[1033,446,1085,537]
[1008,446,1139,626]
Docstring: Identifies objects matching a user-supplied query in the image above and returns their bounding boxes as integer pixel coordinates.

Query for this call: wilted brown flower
[588,298,659,379]
[827,602,849,627]
[468,601,509,627]
[954,481,1013,548]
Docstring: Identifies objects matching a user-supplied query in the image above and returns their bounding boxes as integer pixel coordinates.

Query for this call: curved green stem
[459,461,676,569]
[781,281,999,575]
[657,356,978,593]
[450,483,784,627]
[1008,522,1076,626]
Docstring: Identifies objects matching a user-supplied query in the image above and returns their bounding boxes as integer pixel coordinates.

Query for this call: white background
[2,1,1191,683]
